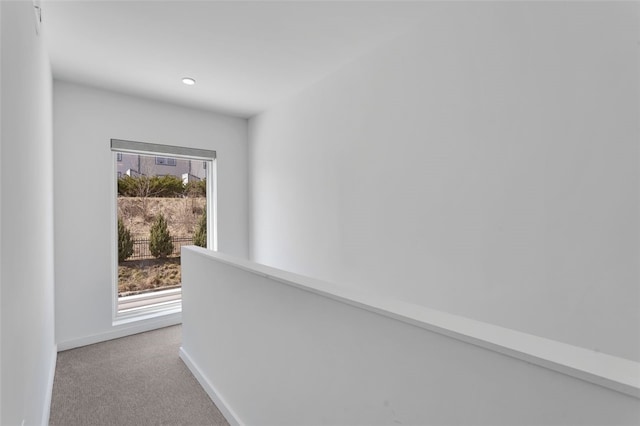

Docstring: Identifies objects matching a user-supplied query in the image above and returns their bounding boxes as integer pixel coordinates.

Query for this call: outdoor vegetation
[117,218,134,262]
[117,175,207,296]
[149,213,174,258]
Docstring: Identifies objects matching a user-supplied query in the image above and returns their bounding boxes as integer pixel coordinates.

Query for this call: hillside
[117,196,206,238]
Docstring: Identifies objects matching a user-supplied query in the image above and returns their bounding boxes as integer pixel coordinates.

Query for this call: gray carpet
[49,325,229,426]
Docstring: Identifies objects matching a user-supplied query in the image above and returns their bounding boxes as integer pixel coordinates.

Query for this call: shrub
[193,208,207,248]
[117,175,139,197]
[118,217,134,262]
[151,175,184,197]
[149,213,174,258]
[185,179,206,198]
[118,175,186,198]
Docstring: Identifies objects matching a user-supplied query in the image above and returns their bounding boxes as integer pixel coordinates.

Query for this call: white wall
[249,2,640,362]
[1,3,3,423]
[1,2,57,424]
[0,0,3,421]
[181,248,640,425]
[53,81,248,348]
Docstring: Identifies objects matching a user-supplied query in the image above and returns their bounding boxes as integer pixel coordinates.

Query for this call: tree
[118,175,181,220]
[149,213,174,258]
[118,175,156,219]
[193,208,207,248]
[118,217,134,262]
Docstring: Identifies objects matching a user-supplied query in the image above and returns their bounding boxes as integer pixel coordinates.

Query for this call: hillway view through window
[116,152,209,314]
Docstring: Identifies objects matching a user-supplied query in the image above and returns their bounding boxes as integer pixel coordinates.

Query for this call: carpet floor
[49,325,229,426]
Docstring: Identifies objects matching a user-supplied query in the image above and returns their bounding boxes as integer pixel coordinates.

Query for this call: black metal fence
[129,236,194,260]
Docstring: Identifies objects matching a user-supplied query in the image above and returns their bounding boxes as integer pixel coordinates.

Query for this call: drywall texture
[249,2,640,361]
[53,81,248,347]
[1,2,57,424]
[181,249,640,425]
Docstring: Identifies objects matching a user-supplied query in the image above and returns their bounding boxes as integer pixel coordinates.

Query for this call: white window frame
[110,139,217,324]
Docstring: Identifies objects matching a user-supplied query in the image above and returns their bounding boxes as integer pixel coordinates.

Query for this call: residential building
[116,153,206,181]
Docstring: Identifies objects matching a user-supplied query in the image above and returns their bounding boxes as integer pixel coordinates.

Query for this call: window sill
[114,287,182,325]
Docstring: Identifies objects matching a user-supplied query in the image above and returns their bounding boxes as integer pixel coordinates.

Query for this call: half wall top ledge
[183,247,640,400]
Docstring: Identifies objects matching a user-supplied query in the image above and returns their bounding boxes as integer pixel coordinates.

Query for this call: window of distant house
[156,156,177,166]
[117,152,123,162]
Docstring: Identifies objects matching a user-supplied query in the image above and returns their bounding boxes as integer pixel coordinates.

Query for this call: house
[1,1,638,425]
[116,152,207,182]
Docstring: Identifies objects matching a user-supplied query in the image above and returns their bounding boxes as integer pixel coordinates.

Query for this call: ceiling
[43,1,431,118]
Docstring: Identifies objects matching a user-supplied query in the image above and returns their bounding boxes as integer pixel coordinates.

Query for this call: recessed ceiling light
[182,77,196,86]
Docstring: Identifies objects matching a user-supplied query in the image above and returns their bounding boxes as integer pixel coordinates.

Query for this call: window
[203,161,207,169]
[155,156,177,166]
[111,139,216,322]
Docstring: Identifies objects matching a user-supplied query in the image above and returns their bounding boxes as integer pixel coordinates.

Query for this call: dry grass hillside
[118,196,206,238]
[117,196,205,296]
[119,258,181,294]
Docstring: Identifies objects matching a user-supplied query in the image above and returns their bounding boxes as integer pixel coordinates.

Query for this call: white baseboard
[41,343,57,426]
[57,313,182,351]
[179,347,242,426]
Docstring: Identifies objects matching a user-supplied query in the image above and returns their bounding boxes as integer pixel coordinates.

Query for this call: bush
[185,179,206,198]
[151,175,184,197]
[193,208,207,248]
[118,175,185,198]
[118,217,134,262]
[149,213,174,258]
[117,175,140,197]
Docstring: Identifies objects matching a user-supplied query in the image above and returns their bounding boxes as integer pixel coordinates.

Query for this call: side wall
[53,81,248,348]
[181,248,640,425]
[1,3,3,422]
[249,2,640,361]
[1,2,57,424]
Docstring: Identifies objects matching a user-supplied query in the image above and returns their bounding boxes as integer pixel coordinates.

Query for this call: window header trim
[111,139,216,160]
